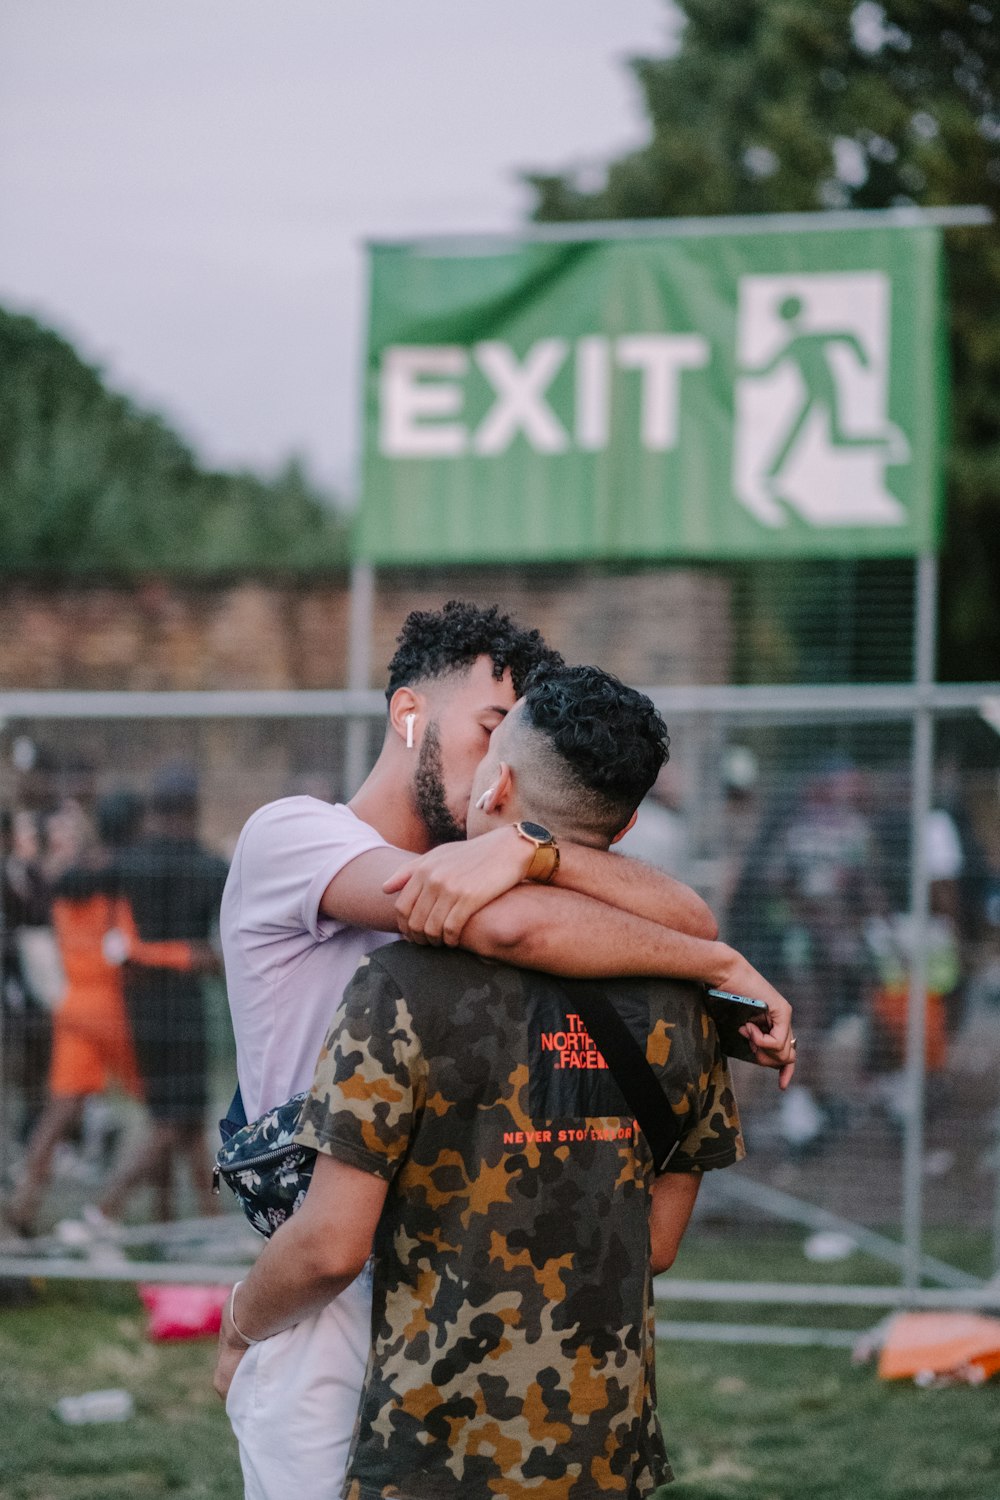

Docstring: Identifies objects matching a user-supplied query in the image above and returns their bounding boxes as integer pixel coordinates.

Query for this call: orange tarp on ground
[878,1312,1000,1382]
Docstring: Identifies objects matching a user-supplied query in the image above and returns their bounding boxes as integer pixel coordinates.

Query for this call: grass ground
[0,1279,242,1500]
[0,1230,996,1500]
[656,1338,999,1500]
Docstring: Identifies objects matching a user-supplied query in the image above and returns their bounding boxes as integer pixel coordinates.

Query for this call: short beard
[413,721,466,846]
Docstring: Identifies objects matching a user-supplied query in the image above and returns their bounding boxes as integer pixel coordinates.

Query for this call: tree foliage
[0,307,350,574]
[528,0,1000,679]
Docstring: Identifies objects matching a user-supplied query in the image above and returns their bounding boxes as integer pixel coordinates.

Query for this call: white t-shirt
[220,796,397,1120]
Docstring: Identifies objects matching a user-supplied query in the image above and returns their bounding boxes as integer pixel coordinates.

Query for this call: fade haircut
[515,664,670,841]
[385,600,562,703]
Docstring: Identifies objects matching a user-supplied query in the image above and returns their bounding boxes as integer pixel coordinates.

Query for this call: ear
[480,762,514,816]
[610,809,638,845]
[388,687,423,746]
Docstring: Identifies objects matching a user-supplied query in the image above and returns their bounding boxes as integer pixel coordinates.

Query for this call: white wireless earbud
[475,786,497,810]
[404,713,416,749]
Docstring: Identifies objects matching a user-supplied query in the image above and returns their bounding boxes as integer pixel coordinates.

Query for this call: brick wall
[0,570,732,849]
[0,569,733,691]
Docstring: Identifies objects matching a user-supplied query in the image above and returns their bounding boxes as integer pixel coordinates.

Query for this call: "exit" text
[379,335,711,458]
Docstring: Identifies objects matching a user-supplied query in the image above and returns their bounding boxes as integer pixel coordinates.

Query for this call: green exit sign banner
[359,216,946,564]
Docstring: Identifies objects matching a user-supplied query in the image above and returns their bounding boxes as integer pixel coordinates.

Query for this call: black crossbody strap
[558,981,683,1174]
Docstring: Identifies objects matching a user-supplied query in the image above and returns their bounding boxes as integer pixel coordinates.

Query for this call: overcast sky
[0,1,675,497]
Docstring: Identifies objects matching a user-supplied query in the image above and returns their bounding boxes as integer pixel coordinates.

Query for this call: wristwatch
[515,820,560,884]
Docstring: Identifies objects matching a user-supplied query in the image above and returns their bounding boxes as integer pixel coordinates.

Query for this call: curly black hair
[385,600,563,702]
[520,664,669,835]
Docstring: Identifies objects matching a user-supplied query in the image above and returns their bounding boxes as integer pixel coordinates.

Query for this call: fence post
[0,911,7,1199]
[901,554,938,1294]
[345,561,375,797]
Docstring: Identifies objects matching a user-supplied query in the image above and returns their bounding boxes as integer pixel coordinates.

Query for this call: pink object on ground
[138,1282,231,1341]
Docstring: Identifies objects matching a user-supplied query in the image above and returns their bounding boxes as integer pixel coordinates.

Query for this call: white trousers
[226,1265,372,1500]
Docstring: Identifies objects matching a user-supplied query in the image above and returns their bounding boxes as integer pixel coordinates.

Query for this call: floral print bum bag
[214,1092,315,1238]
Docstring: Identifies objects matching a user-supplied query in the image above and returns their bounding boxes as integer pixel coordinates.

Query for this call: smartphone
[704,987,770,1064]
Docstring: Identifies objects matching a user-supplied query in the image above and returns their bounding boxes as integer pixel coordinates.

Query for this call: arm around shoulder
[555,843,718,939]
[461,887,796,1083]
[319,845,416,932]
[462,884,724,980]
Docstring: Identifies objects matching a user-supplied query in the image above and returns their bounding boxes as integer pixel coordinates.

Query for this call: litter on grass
[854,1311,1000,1386]
[53,1389,134,1424]
[802,1231,858,1263]
[138,1282,231,1341]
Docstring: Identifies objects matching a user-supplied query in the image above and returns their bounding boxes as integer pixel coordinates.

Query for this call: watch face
[519,820,553,843]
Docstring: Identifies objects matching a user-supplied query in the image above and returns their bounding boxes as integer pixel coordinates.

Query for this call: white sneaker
[54,1205,120,1247]
[82,1204,120,1236]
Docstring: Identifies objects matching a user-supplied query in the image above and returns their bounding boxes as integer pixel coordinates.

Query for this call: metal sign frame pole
[901,553,938,1293]
[344,560,376,798]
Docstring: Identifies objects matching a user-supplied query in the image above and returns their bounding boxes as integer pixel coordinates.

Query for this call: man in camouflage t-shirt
[216,666,745,1499]
[302,941,741,1500]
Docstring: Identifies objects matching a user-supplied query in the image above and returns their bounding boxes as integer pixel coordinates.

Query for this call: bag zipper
[216,1141,308,1185]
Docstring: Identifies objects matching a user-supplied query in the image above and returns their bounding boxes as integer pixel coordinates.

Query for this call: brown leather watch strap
[524,841,560,883]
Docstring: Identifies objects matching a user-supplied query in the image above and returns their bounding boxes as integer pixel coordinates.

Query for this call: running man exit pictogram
[733,272,911,529]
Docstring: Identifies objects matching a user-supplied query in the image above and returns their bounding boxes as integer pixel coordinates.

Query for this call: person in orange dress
[6,792,207,1236]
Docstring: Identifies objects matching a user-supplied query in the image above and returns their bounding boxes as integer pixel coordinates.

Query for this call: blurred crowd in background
[3,728,1000,1243]
[620,743,1000,1157]
[1,760,227,1240]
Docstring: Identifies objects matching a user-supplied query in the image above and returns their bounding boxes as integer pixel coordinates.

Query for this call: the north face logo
[529,992,641,1120]
[732,271,910,529]
[538,1011,609,1070]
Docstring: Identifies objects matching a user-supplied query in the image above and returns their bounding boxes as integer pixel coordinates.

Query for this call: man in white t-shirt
[220,601,796,1500]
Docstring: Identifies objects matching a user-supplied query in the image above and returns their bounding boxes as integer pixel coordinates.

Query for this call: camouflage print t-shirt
[296,941,744,1500]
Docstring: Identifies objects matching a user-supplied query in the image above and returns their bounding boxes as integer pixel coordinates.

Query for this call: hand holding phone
[704,987,772,1064]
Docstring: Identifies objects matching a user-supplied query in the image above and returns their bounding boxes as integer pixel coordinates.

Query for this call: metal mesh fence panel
[0,560,997,1312]
[640,711,1000,1251]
